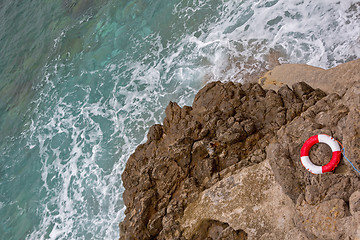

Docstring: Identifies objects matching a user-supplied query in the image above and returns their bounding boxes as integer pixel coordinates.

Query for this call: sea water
[0,0,359,239]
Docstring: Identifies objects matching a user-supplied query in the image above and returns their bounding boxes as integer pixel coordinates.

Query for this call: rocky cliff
[119,59,360,240]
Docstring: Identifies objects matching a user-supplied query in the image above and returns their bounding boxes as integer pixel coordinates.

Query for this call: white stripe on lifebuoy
[318,135,341,152]
[300,134,341,174]
[300,156,322,174]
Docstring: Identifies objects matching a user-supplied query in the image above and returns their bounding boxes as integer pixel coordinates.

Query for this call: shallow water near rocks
[0,0,359,239]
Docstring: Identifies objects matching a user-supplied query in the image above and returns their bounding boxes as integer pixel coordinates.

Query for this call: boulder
[181,160,296,240]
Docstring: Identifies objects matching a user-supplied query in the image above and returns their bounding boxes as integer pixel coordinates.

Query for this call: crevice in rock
[189,219,247,240]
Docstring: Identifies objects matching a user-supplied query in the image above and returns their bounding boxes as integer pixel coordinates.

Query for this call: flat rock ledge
[120,59,360,240]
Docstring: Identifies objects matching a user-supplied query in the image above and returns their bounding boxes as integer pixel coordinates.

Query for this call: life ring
[300,134,341,174]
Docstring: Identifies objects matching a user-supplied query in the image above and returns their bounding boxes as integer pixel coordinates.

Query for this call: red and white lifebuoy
[300,134,341,174]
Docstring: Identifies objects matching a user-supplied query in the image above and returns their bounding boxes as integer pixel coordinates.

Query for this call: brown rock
[181,160,296,240]
[258,58,360,95]
[295,198,350,239]
[350,191,360,215]
[189,219,247,240]
[292,82,315,100]
[147,124,163,141]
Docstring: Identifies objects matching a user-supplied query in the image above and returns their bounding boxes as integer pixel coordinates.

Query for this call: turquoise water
[0,0,359,239]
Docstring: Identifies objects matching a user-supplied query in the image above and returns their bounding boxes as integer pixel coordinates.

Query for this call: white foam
[169,0,360,82]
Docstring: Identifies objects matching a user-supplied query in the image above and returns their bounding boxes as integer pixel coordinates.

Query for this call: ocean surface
[0,0,359,239]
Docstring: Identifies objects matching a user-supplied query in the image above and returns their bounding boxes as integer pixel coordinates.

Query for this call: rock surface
[120,59,360,239]
[258,59,360,96]
[181,160,295,240]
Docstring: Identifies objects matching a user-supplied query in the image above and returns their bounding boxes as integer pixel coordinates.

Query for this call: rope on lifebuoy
[300,134,341,174]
